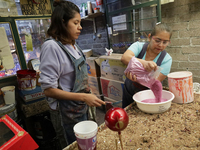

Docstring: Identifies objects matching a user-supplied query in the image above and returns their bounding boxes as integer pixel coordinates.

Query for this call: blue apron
[122,43,166,108]
[55,40,90,144]
[48,39,90,146]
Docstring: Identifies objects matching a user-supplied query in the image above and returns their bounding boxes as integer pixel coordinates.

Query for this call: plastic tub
[17,69,36,91]
[133,90,174,114]
[0,103,18,121]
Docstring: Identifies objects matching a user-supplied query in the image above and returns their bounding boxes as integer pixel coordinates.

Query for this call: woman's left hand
[125,72,137,82]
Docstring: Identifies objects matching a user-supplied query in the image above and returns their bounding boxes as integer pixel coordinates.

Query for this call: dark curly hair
[47,0,80,45]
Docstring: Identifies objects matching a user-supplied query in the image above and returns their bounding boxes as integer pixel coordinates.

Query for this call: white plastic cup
[73,121,98,150]
[1,86,15,105]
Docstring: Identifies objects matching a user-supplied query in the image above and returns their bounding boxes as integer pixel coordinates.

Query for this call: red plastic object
[0,115,39,150]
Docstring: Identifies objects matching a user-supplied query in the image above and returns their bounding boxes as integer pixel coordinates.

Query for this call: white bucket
[1,86,15,105]
[73,121,98,150]
[168,71,193,103]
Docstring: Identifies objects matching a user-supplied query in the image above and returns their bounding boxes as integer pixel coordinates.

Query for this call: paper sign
[0,27,14,70]
[112,14,127,31]
[25,34,33,51]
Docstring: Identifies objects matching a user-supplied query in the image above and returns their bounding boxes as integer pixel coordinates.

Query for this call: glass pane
[106,0,151,13]
[15,18,51,64]
[0,122,15,146]
[0,1,22,17]
[109,3,158,53]
[111,33,134,54]
[0,23,21,78]
[133,6,157,39]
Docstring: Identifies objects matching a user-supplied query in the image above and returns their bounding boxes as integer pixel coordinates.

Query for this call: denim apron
[47,39,90,147]
[55,40,89,145]
[122,43,167,108]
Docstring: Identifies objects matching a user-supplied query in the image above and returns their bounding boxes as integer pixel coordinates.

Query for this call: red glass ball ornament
[105,107,129,131]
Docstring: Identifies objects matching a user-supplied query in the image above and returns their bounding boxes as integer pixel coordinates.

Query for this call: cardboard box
[88,76,102,95]
[0,115,39,150]
[99,53,127,82]
[104,97,122,108]
[86,57,100,77]
[100,77,124,101]
[82,49,93,58]
[18,86,45,103]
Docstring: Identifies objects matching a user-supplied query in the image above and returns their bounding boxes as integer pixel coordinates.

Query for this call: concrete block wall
[161,0,200,86]
[69,0,108,56]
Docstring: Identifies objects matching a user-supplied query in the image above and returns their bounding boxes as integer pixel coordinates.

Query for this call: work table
[65,93,200,150]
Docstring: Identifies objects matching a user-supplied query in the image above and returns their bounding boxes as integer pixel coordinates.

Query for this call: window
[0,16,51,81]
[104,0,161,53]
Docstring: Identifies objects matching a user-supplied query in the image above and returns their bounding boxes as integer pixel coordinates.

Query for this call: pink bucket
[167,71,193,104]
[17,70,36,91]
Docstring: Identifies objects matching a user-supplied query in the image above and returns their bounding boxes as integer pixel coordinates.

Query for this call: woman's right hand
[83,94,106,107]
[142,60,157,72]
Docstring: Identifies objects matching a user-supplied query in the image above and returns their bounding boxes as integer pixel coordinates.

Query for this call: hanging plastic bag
[124,56,162,88]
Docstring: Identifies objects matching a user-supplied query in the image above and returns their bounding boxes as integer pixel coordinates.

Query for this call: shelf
[81,12,104,21]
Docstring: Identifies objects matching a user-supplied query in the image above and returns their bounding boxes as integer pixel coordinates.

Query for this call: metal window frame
[103,0,161,49]
[0,15,51,83]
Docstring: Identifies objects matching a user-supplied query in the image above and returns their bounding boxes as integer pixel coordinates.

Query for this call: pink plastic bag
[124,56,161,88]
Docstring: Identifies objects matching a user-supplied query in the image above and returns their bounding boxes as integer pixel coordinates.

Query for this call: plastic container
[94,7,100,13]
[168,71,193,103]
[17,69,36,91]
[73,121,98,150]
[1,86,15,104]
[133,90,175,114]
[0,103,18,121]
[87,1,92,15]
[96,0,104,12]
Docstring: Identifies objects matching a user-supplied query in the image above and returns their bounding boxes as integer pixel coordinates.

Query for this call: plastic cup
[73,120,98,150]
[1,86,15,105]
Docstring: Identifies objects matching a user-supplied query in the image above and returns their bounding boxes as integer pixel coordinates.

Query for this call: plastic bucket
[1,86,15,105]
[73,121,98,150]
[17,69,36,91]
[167,71,193,103]
[0,103,18,121]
